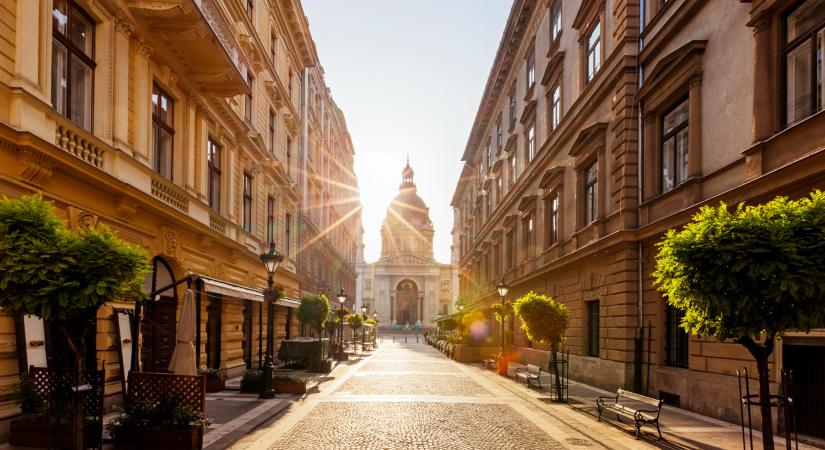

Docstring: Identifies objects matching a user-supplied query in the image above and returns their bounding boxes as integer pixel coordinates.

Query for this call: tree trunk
[550,342,563,402]
[738,335,776,450]
[61,325,86,450]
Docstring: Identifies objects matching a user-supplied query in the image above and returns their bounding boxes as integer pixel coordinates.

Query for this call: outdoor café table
[277,338,329,367]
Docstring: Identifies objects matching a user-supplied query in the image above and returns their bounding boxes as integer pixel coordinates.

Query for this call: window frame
[508,151,517,187]
[152,83,175,180]
[522,214,533,259]
[583,162,597,225]
[660,98,690,192]
[509,87,517,128]
[245,73,254,123]
[550,82,562,132]
[781,2,825,127]
[51,0,96,132]
[526,48,536,90]
[242,172,253,233]
[551,1,563,43]
[506,229,515,269]
[269,109,276,152]
[545,191,559,248]
[526,121,536,162]
[207,137,221,212]
[285,213,292,256]
[266,195,276,243]
[586,300,600,357]
[585,19,602,83]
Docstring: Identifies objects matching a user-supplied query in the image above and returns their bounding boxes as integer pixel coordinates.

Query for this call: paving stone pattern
[336,373,489,396]
[360,361,462,373]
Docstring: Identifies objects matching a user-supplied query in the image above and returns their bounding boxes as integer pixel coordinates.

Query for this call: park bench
[597,388,663,439]
[483,357,497,370]
[514,364,542,388]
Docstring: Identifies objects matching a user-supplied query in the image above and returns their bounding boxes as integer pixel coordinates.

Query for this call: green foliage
[106,396,212,436]
[272,375,307,385]
[653,192,825,341]
[345,313,363,330]
[324,314,339,334]
[365,318,377,326]
[297,294,331,335]
[0,194,149,324]
[490,302,513,323]
[513,292,569,346]
[197,366,224,380]
[439,318,458,332]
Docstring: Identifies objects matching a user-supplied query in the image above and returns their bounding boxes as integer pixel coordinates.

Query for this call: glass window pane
[69,55,93,131]
[69,7,94,56]
[161,130,173,179]
[819,29,824,112]
[586,163,597,184]
[663,99,689,134]
[676,128,689,183]
[787,41,812,124]
[53,0,68,35]
[662,138,675,191]
[52,41,68,114]
[787,0,825,42]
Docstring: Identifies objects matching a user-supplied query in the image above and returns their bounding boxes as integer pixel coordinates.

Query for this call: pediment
[381,253,434,265]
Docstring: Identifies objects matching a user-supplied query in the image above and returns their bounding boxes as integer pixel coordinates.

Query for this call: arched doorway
[140,257,178,372]
[395,280,419,326]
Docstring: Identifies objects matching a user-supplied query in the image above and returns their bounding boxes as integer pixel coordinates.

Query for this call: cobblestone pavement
[230,337,655,450]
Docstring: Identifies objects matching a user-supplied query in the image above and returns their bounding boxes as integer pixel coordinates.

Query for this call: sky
[302,0,512,264]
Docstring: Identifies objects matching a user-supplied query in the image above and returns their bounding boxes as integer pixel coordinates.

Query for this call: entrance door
[242,300,253,369]
[396,280,418,326]
[783,344,825,438]
[140,296,177,372]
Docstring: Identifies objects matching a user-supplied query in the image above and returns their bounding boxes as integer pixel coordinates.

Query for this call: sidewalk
[481,361,820,450]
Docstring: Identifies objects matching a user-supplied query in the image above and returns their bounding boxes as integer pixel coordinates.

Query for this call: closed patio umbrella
[168,289,197,375]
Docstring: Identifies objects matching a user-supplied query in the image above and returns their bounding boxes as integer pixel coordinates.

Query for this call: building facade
[0,0,359,437]
[451,0,825,436]
[297,64,362,307]
[357,162,458,328]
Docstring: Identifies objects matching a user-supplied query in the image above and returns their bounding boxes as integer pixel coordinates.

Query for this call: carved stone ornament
[114,196,138,221]
[67,206,99,231]
[160,226,179,259]
[17,148,55,186]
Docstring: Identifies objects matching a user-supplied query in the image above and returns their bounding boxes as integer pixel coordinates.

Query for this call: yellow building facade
[0,0,355,436]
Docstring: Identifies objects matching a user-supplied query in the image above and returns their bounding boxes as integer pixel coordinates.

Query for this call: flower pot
[113,426,203,450]
[275,381,307,394]
[205,376,225,393]
[9,418,100,448]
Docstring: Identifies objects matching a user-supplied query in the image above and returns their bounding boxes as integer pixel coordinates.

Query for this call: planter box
[240,378,261,393]
[275,381,307,394]
[204,377,225,393]
[113,426,203,450]
[9,418,100,448]
[452,345,499,363]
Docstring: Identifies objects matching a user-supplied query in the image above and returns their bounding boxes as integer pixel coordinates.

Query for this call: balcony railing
[54,123,105,168]
[151,177,190,213]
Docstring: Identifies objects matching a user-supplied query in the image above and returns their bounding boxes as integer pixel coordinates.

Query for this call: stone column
[112,17,132,154]
[687,77,703,179]
[750,13,775,143]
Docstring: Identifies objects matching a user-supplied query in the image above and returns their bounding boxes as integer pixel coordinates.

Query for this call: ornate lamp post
[436,312,443,338]
[259,241,284,399]
[496,276,510,375]
[336,288,347,360]
[360,305,368,350]
[373,312,378,345]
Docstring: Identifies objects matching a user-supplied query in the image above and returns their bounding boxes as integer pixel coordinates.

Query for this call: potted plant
[107,396,212,450]
[240,369,262,393]
[198,366,225,393]
[297,294,331,372]
[273,375,307,394]
[513,292,570,401]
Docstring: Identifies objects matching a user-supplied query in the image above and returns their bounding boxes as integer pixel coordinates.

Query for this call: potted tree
[513,292,570,402]
[240,369,262,393]
[272,375,308,394]
[107,396,212,450]
[198,366,225,393]
[346,313,364,352]
[654,192,825,450]
[297,295,331,372]
[0,194,149,450]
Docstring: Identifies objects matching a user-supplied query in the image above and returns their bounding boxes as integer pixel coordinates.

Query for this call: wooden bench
[514,364,542,388]
[597,388,663,439]
[483,357,497,370]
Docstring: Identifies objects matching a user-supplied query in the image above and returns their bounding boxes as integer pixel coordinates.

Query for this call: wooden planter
[113,426,203,450]
[204,376,225,393]
[275,381,307,394]
[9,418,100,448]
[240,378,261,393]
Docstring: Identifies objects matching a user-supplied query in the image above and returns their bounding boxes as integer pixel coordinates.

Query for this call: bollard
[416,335,419,343]
[405,336,407,343]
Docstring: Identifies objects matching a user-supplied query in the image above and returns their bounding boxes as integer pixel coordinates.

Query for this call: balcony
[127,0,249,96]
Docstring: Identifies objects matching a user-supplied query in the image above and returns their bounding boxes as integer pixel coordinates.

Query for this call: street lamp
[336,288,347,360]
[436,312,443,338]
[360,305,368,351]
[496,276,510,375]
[373,312,378,346]
[259,241,284,399]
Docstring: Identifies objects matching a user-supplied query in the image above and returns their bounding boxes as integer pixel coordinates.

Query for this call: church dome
[385,160,432,229]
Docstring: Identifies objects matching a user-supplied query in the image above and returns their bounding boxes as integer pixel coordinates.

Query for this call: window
[522,215,533,258]
[509,152,517,187]
[665,305,689,368]
[485,142,492,168]
[270,32,277,66]
[245,73,253,123]
[583,162,597,224]
[495,177,502,204]
[586,20,601,83]
[285,213,292,255]
[496,119,503,150]
[526,49,536,89]
[586,300,600,357]
[506,230,515,269]
[152,83,174,180]
[266,196,275,243]
[509,88,517,126]
[242,173,252,233]
[288,70,293,100]
[207,138,221,212]
[526,123,536,162]
[51,0,95,131]
[784,1,825,126]
[661,99,689,192]
[545,193,559,247]
[246,0,253,20]
[269,109,276,152]
[550,83,561,131]
[551,1,562,42]
[286,136,292,178]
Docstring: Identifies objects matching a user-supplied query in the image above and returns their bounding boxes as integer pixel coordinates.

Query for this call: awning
[191,274,300,308]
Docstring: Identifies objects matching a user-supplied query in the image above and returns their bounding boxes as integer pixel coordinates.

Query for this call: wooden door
[784,344,825,438]
[140,296,177,372]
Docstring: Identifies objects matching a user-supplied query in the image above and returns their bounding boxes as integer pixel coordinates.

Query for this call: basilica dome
[385,161,432,229]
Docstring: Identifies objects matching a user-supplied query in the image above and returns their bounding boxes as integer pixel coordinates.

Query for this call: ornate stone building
[451,0,825,436]
[0,0,358,436]
[356,162,458,328]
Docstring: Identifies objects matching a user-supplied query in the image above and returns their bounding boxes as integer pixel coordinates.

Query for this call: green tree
[324,313,339,359]
[0,194,149,449]
[345,313,363,350]
[654,192,825,450]
[298,294,330,371]
[514,292,570,402]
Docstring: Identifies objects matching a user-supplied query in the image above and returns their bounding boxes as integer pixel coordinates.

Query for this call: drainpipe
[633,1,647,395]
[297,66,312,288]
